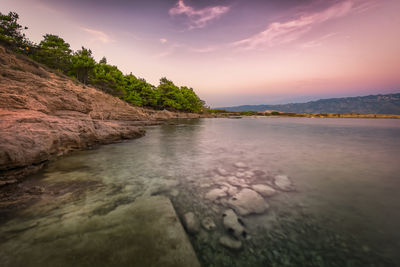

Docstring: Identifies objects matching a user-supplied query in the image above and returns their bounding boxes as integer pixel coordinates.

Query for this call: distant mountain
[218,93,400,114]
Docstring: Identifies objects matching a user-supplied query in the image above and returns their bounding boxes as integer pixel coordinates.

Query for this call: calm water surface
[1,117,400,266]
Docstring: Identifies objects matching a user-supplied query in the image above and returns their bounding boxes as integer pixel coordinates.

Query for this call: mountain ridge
[218,93,400,114]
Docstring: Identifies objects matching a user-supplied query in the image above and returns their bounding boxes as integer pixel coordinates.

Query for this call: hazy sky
[1,0,400,107]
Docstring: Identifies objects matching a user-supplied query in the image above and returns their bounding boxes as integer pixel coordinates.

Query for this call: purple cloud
[169,0,230,30]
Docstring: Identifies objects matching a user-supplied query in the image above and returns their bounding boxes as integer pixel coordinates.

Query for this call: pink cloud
[81,27,113,43]
[169,0,230,29]
[233,0,358,50]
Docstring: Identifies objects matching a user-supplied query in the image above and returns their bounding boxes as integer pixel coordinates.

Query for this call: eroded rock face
[0,46,208,182]
[228,189,269,216]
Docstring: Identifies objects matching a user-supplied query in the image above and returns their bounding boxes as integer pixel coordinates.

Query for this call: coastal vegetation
[0,11,205,113]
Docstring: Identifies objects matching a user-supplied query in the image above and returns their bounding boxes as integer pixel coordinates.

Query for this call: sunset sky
[1,0,400,107]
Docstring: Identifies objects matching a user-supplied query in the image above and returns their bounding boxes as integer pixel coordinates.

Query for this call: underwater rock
[251,184,276,197]
[243,171,255,178]
[235,172,245,178]
[205,188,227,201]
[234,162,248,169]
[201,217,216,231]
[274,175,294,191]
[170,189,179,197]
[219,235,242,250]
[216,167,229,176]
[222,209,246,238]
[183,212,200,234]
[228,189,269,216]
[226,176,248,188]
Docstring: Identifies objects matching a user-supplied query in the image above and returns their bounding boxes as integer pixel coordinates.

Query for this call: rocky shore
[0,46,208,183]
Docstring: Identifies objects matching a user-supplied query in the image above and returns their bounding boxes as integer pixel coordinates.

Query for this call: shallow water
[1,117,400,266]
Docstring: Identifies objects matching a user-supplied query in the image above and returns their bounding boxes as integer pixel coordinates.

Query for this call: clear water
[1,117,400,266]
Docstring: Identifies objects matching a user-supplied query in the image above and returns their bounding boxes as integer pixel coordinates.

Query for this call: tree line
[0,11,205,113]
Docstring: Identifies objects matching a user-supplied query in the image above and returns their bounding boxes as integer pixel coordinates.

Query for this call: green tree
[123,74,159,107]
[99,56,107,64]
[91,63,125,96]
[35,34,72,72]
[70,47,96,84]
[0,11,31,52]
[157,77,182,110]
[180,86,204,112]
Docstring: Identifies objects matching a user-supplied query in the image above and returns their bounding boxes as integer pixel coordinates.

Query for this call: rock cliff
[0,46,204,182]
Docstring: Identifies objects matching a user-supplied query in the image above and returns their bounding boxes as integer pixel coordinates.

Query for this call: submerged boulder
[205,188,227,201]
[251,184,276,197]
[222,209,246,238]
[219,235,242,250]
[274,175,294,191]
[216,167,229,176]
[183,212,200,234]
[228,189,269,216]
[234,162,248,169]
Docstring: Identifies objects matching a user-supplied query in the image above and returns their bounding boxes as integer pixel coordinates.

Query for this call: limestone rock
[228,189,269,216]
[251,184,276,197]
[274,175,294,191]
[219,235,242,250]
[222,209,246,238]
[183,212,200,234]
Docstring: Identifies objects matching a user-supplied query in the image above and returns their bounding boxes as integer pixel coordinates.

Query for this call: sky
[1,0,400,107]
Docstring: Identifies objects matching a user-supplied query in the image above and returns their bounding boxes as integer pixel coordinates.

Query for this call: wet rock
[219,235,242,250]
[251,184,276,197]
[222,209,246,238]
[274,175,294,191]
[227,176,248,188]
[234,162,248,169]
[205,188,227,201]
[243,171,255,178]
[228,189,269,216]
[216,167,229,176]
[201,217,216,231]
[183,212,200,234]
[227,185,238,196]
[235,172,245,178]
